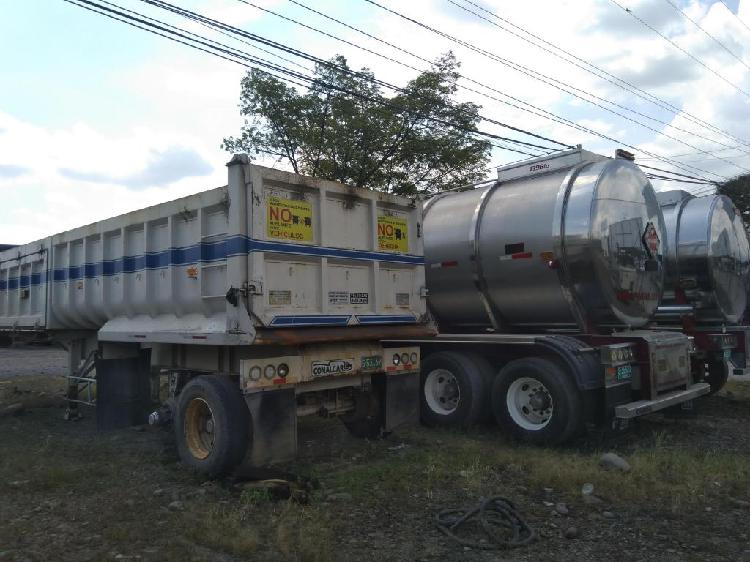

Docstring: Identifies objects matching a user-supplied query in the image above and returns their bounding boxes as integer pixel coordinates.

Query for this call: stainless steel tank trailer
[396,148,708,445]
[0,157,430,476]
[654,189,750,392]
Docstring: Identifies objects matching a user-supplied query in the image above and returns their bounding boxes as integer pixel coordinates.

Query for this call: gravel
[0,345,67,379]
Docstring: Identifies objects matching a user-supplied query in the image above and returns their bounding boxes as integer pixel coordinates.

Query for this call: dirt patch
[1,347,750,562]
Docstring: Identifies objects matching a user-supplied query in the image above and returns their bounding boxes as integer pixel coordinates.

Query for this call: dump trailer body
[0,157,429,474]
[0,158,426,339]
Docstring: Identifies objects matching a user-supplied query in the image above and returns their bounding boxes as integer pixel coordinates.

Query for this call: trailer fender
[535,335,603,391]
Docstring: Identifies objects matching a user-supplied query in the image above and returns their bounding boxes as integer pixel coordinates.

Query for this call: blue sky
[2,0,750,242]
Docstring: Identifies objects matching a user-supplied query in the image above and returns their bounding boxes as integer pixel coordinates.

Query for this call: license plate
[616,365,633,381]
[361,355,382,371]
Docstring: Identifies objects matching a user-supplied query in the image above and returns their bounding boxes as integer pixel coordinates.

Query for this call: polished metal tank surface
[656,190,750,324]
[424,151,665,332]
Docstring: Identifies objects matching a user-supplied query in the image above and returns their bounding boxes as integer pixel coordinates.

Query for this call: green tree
[718,174,750,226]
[222,53,490,195]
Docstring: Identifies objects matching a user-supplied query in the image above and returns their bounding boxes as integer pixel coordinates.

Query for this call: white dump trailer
[0,156,430,475]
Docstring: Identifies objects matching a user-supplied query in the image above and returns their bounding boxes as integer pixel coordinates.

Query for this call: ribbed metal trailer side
[0,157,431,475]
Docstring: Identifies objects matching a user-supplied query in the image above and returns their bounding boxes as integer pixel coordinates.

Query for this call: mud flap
[95,349,152,430]
[383,372,420,432]
[243,388,297,466]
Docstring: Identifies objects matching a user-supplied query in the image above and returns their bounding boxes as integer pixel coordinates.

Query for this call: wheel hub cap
[424,369,461,415]
[184,398,215,460]
[506,376,553,431]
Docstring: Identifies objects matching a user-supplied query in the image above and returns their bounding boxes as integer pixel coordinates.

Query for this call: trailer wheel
[420,351,490,429]
[492,358,581,445]
[174,375,249,477]
[705,360,729,394]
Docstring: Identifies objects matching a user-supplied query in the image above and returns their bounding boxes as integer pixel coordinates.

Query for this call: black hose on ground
[435,496,536,549]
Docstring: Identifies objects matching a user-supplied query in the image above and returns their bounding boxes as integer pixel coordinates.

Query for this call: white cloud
[4,0,750,245]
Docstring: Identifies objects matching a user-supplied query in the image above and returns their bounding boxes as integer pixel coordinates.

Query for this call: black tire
[706,360,729,394]
[491,357,582,445]
[420,351,490,429]
[0,335,12,348]
[174,375,249,477]
[341,390,385,439]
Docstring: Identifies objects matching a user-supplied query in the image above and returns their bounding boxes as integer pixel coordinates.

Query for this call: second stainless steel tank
[656,190,750,324]
[424,149,665,332]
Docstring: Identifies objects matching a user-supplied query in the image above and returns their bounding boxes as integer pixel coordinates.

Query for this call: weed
[184,505,260,557]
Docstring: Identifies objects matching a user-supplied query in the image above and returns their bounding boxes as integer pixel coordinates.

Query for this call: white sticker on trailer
[311,359,355,378]
[328,291,349,305]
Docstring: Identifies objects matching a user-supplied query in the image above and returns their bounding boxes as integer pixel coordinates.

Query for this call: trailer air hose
[435,496,536,549]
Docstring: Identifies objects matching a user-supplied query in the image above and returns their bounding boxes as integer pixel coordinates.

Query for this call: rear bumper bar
[614,383,711,419]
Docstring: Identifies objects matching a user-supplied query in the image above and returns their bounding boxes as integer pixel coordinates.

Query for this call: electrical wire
[663,0,750,72]
[359,0,729,181]
[446,0,750,158]
[445,0,750,150]
[60,0,547,160]
[718,0,750,34]
[282,0,750,171]
[233,0,592,150]
[609,0,750,100]
[62,0,735,183]
[288,0,745,183]
[138,0,570,153]
[361,0,748,177]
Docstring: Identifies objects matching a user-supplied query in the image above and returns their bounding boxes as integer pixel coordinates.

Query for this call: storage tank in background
[656,190,750,325]
[424,148,665,333]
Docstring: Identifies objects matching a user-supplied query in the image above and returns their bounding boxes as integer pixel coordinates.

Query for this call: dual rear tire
[420,352,582,445]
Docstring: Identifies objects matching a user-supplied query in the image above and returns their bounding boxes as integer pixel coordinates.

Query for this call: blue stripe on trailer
[1,236,424,288]
[355,315,417,324]
[269,315,351,327]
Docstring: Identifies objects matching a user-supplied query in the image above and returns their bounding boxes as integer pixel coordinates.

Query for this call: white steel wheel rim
[424,368,461,415]
[506,376,553,431]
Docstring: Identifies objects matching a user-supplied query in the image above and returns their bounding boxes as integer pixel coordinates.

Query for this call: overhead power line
[137,0,570,153]
[62,0,730,185]
[60,0,553,160]
[609,0,750,100]
[638,163,717,183]
[663,0,750,72]
[287,0,750,169]
[359,0,730,181]
[447,0,750,151]
[258,0,646,159]
[231,0,597,151]
[718,0,750,34]
[140,0,575,155]
[358,0,747,175]
[446,0,750,158]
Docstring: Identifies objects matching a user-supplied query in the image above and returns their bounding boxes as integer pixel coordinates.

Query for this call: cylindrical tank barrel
[656,190,750,324]
[424,157,665,332]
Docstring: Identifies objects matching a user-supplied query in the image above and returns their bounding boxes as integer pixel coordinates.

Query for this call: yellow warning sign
[377,215,409,252]
[267,196,313,242]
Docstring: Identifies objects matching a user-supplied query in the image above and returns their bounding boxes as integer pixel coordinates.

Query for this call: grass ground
[2,369,750,561]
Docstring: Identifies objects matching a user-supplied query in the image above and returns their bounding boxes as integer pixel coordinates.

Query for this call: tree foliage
[222,53,490,195]
[718,175,750,226]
